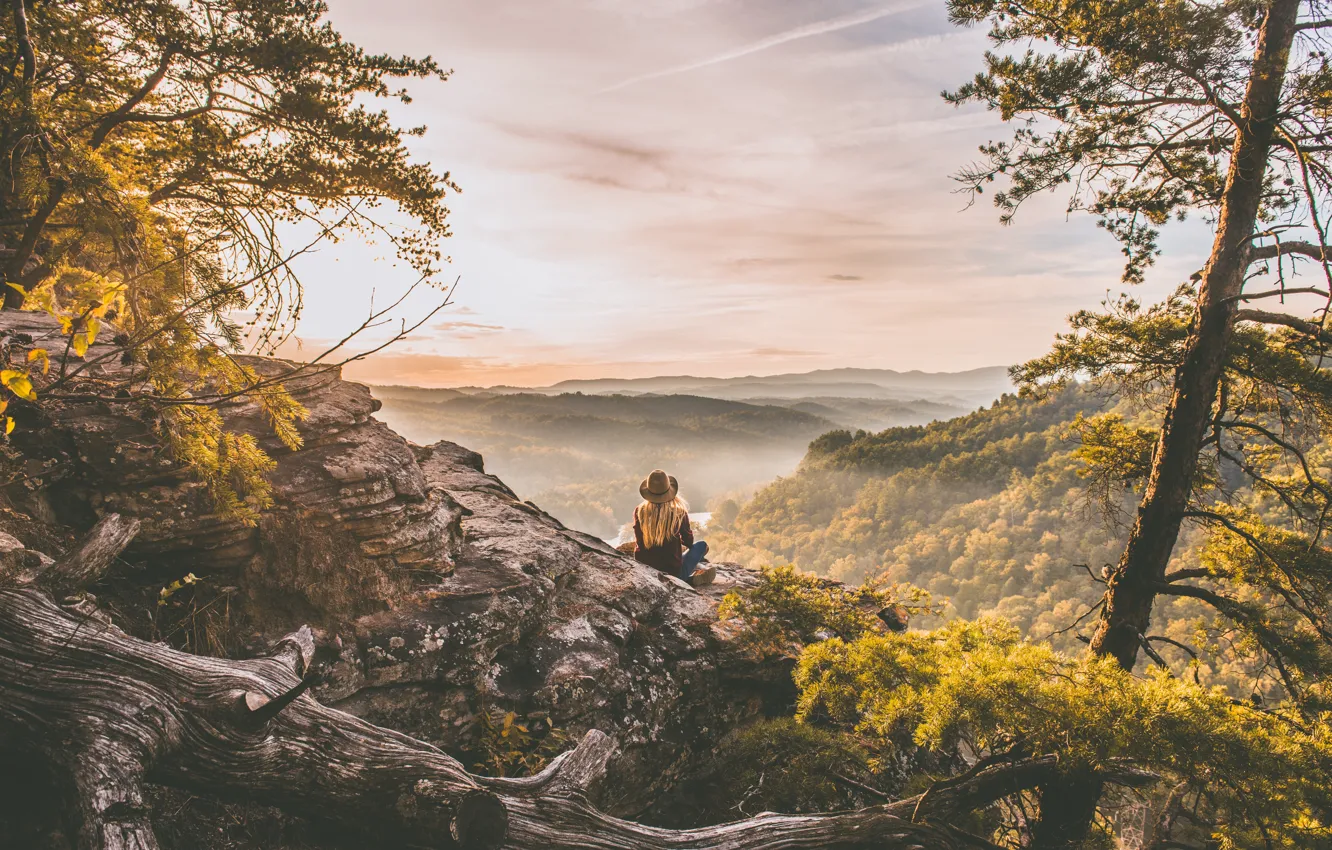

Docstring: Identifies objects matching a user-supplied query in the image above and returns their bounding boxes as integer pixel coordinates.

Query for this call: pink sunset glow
[284,0,1214,387]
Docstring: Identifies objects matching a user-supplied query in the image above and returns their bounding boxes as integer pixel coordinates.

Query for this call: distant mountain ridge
[413,365,1013,408]
[551,365,1009,389]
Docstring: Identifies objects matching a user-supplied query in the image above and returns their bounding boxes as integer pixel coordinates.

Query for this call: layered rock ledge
[0,312,789,824]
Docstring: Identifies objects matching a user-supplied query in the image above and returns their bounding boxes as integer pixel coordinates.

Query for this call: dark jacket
[633,511,693,575]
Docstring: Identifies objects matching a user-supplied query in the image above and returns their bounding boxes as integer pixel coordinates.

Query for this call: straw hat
[639,469,678,504]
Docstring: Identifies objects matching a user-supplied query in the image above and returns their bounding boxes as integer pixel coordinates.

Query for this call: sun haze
[288,0,1204,387]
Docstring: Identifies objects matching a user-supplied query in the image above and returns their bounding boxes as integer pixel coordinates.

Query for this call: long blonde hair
[636,497,689,548]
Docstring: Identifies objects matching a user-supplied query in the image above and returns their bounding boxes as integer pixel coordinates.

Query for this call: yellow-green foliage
[795,619,1332,848]
[1071,413,1155,482]
[2,0,455,521]
[1070,412,1158,520]
[147,334,307,523]
[0,209,309,523]
[718,571,1332,845]
[159,406,278,526]
[718,564,936,656]
[472,710,566,778]
[1195,508,1332,709]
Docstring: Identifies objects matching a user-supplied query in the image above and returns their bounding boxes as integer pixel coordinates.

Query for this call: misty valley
[371,366,1010,540]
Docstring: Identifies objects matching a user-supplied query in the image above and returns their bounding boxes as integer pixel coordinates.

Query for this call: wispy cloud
[433,320,505,332]
[728,256,805,270]
[300,0,1167,387]
[598,1,927,93]
[491,124,672,164]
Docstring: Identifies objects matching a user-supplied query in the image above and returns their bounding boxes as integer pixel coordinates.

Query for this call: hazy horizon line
[364,362,1015,391]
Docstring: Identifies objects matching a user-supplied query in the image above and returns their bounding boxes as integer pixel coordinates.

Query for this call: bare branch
[478,730,617,799]
[1162,567,1213,583]
[3,178,66,306]
[1138,634,1171,669]
[1225,287,1330,304]
[1234,308,1332,343]
[239,675,316,729]
[1151,578,1304,701]
[43,277,458,409]
[1249,240,1332,263]
[830,772,894,802]
[9,0,34,85]
[35,513,141,595]
[269,625,317,677]
[1216,418,1332,503]
[1144,634,1200,663]
[89,47,178,148]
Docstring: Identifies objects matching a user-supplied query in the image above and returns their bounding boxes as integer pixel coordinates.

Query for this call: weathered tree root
[0,516,994,850]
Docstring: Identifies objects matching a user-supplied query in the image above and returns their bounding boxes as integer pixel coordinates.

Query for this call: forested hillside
[712,389,1220,669]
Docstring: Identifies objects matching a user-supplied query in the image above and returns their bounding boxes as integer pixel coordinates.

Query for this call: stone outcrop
[0,311,790,825]
[2,309,464,625]
[325,441,784,817]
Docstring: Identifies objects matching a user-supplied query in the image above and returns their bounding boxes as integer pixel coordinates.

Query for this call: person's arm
[679,513,694,549]
[633,510,646,551]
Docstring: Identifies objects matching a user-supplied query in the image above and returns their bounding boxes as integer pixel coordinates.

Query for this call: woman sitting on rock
[632,469,715,586]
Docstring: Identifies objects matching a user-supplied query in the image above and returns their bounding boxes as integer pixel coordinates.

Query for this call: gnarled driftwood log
[0,515,1026,850]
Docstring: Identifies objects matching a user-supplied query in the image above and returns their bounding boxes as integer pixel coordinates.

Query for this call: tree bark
[3,0,49,311]
[1,176,63,310]
[9,0,36,86]
[1064,5,1306,849]
[1088,0,1303,671]
[40,513,141,596]
[1028,770,1103,850]
[61,738,159,850]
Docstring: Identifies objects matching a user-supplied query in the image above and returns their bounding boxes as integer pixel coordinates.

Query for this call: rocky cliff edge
[0,311,788,825]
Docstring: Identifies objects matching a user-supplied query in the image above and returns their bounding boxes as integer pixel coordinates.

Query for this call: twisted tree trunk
[1059,5,1305,848]
[1089,0,1302,671]
[0,516,988,850]
[0,586,508,850]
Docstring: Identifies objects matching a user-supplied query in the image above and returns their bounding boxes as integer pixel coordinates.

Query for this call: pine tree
[948,0,1332,841]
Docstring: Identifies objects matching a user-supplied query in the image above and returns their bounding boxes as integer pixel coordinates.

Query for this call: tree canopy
[715,564,1332,848]
[0,0,457,516]
[948,0,1332,689]
[947,0,1330,285]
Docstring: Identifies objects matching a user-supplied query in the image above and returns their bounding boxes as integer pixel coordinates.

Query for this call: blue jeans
[680,541,708,580]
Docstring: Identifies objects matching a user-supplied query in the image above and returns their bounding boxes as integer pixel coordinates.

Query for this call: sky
[284,0,1217,388]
